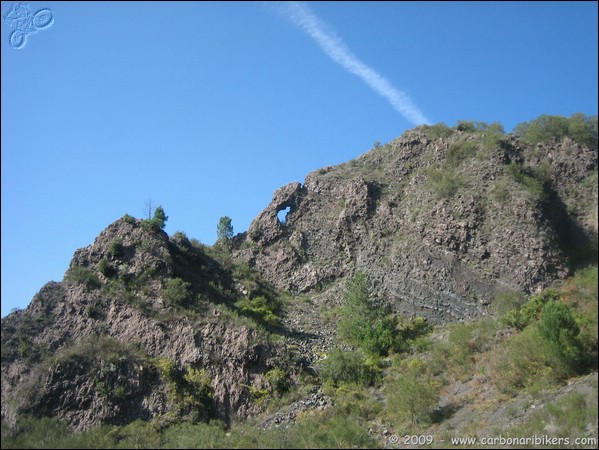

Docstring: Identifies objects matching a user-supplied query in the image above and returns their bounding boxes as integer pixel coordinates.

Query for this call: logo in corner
[3,3,53,49]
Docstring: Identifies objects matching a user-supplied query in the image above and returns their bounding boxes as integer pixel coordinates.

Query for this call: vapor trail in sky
[277,2,430,126]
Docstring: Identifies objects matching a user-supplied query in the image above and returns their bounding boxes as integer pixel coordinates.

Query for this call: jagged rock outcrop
[1,218,298,431]
[233,129,597,322]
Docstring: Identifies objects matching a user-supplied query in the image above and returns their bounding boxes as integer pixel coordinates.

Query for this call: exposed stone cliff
[234,128,597,322]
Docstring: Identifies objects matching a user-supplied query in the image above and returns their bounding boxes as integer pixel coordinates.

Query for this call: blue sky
[1,1,597,317]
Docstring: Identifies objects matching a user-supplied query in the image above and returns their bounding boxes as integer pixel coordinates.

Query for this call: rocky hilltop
[1,219,300,430]
[1,120,597,434]
[234,126,597,322]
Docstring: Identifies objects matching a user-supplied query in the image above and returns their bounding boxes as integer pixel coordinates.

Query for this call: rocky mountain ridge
[233,127,597,322]
[1,121,597,433]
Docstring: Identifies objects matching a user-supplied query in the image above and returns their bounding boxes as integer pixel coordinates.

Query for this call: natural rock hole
[277,206,292,224]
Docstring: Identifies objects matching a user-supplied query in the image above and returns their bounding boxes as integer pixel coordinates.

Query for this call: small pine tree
[339,272,398,356]
[216,216,233,242]
[153,206,168,230]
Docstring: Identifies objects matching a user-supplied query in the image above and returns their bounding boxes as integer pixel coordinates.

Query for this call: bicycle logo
[3,3,53,49]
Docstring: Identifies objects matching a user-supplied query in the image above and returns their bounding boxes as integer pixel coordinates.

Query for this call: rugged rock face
[233,129,597,322]
[1,125,597,431]
[1,219,298,430]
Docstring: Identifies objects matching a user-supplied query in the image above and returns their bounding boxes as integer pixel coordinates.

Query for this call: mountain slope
[1,120,597,437]
[233,126,597,322]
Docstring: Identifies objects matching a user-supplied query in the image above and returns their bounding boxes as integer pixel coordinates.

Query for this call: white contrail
[277,2,430,126]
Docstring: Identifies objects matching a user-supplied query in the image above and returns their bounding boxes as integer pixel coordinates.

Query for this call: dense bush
[67,266,101,289]
[265,368,290,395]
[154,358,214,423]
[319,347,380,386]
[491,325,556,394]
[161,277,193,307]
[503,288,560,330]
[505,390,598,444]
[385,360,440,426]
[446,140,479,167]
[430,319,498,381]
[122,213,136,224]
[538,301,584,372]
[98,257,116,278]
[421,122,454,139]
[108,238,124,258]
[504,162,547,204]
[455,120,505,134]
[492,273,596,394]
[236,295,281,327]
[562,266,598,368]
[514,113,598,147]
[427,166,467,199]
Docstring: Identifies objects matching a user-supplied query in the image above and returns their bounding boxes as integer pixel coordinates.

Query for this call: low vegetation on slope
[2,265,597,449]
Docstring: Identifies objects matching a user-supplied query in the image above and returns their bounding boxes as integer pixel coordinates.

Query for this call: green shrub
[455,120,478,132]
[491,325,555,395]
[504,289,560,330]
[162,278,193,307]
[455,120,504,133]
[422,122,454,139]
[159,421,227,449]
[319,348,380,386]
[332,383,383,420]
[447,140,478,167]
[427,166,467,199]
[481,131,505,155]
[67,266,101,289]
[514,113,597,147]
[154,359,214,422]
[395,315,431,353]
[538,301,584,373]
[47,336,140,368]
[490,290,527,318]
[265,368,290,395]
[248,224,262,242]
[289,413,378,449]
[504,163,547,204]
[385,360,440,425]
[181,367,214,418]
[504,390,598,443]
[430,319,498,382]
[122,213,136,224]
[108,238,124,258]
[98,257,116,278]
[85,303,105,320]
[110,419,161,449]
[236,295,281,327]
[1,416,71,449]
[532,161,553,184]
[491,178,511,204]
[562,266,598,368]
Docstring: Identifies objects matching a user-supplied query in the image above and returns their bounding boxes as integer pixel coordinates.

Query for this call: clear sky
[1,1,598,317]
